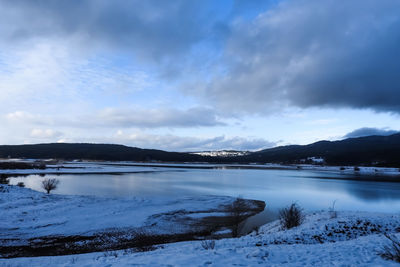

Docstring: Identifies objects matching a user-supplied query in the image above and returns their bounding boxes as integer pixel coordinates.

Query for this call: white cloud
[37,130,275,151]
[30,129,63,139]
[4,106,225,129]
[6,111,35,121]
[0,42,153,111]
[98,107,224,128]
[110,131,275,151]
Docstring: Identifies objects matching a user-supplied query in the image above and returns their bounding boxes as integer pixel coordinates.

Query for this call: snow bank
[1,209,399,266]
[0,185,264,258]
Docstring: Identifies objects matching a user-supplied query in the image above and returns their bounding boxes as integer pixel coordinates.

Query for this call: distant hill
[0,143,208,162]
[236,133,400,167]
[0,134,399,166]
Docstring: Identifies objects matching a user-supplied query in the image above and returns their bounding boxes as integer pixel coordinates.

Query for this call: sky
[0,0,399,151]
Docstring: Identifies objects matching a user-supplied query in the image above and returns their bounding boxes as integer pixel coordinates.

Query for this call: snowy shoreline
[0,160,399,181]
[1,200,399,266]
[0,185,264,258]
[1,162,400,265]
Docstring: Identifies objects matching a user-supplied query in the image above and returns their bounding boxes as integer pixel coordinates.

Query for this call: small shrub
[41,178,59,194]
[122,248,136,255]
[201,240,215,250]
[103,251,118,258]
[17,182,25,188]
[379,234,400,262]
[329,200,337,219]
[0,185,9,193]
[340,167,346,171]
[252,226,260,235]
[228,197,249,237]
[70,257,78,264]
[354,166,360,171]
[0,174,9,185]
[279,203,305,229]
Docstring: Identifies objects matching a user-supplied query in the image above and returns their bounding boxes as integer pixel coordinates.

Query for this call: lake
[8,166,400,233]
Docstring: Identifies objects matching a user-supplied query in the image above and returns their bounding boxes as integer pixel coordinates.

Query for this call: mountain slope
[0,134,399,166]
[238,133,400,166]
[0,143,208,162]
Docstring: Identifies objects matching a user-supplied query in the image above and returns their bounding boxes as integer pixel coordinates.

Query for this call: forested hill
[0,133,400,166]
[0,143,208,162]
[235,133,400,166]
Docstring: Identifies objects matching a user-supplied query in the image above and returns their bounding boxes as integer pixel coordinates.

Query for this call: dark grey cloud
[0,0,214,61]
[3,0,400,115]
[344,127,399,139]
[195,0,400,114]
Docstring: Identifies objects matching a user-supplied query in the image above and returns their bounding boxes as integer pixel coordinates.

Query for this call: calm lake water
[9,167,400,232]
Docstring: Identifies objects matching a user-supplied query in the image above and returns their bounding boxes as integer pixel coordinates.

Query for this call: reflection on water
[9,168,400,221]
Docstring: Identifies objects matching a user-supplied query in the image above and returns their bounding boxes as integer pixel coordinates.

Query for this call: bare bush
[252,226,260,235]
[42,178,59,194]
[201,240,215,250]
[279,203,305,229]
[0,174,9,185]
[329,200,337,219]
[379,234,400,263]
[102,251,118,258]
[228,197,249,237]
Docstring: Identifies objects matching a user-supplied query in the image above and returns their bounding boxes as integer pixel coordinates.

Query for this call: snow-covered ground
[1,209,399,266]
[1,185,400,266]
[294,164,400,176]
[0,185,263,258]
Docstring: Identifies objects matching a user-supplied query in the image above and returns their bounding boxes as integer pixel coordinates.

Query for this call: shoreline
[1,207,399,266]
[0,185,265,258]
[1,161,399,182]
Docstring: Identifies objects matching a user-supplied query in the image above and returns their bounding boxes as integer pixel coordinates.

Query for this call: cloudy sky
[0,0,399,151]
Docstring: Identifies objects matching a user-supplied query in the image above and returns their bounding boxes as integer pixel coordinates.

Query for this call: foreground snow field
[2,210,399,266]
[0,185,264,257]
[1,185,400,266]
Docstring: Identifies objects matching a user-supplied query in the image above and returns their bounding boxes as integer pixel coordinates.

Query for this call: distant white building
[307,157,325,164]
[190,150,250,157]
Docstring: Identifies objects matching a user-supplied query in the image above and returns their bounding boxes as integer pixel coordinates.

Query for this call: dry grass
[279,203,305,229]
[201,240,215,250]
[379,234,400,263]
